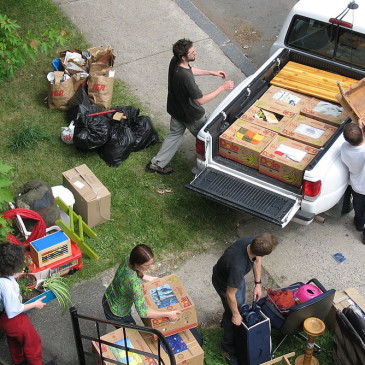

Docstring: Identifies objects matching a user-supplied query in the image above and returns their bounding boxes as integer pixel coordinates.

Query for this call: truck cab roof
[271,0,365,70]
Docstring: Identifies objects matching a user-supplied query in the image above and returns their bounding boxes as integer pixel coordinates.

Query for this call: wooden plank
[271,61,358,102]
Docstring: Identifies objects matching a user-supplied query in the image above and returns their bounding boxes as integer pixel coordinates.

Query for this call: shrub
[0,13,68,81]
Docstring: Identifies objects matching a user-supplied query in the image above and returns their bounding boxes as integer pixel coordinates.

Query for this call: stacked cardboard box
[281,114,337,148]
[220,81,347,186]
[219,119,277,168]
[259,135,318,187]
[92,327,204,365]
[92,275,204,365]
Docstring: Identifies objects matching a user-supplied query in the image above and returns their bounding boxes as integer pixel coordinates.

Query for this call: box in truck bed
[259,135,318,187]
[256,85,310,116]
[239,104,292,133]
[219,119,277,169]
[281,114,338,148]
[300,97,348,127]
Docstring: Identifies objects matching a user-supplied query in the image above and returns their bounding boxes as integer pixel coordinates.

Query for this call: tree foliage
[0,13,68,82]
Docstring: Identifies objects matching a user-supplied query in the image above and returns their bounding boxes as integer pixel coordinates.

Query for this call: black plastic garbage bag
[73,113,111,152]
[98,120,136,167]
[128,115,160,152]
[112,105,140,119]
[67,86,103,122]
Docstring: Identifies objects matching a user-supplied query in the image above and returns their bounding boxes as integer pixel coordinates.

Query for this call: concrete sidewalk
[0,0,251,364]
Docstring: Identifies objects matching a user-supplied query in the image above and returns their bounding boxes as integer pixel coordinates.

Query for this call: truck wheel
[341,186,353,215]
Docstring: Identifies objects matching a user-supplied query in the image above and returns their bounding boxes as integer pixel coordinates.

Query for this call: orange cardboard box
[143,329,204,365]
[239,104,292,133]
[300,97,348,126]
[259,135,318,187]
[281,114,338,148]
[256,85,310,117]
[219,119,277,168]
[142,275,198,337]
[92,327,156,365]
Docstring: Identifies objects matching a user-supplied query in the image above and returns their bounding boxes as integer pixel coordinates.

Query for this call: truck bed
[187,48,365,226]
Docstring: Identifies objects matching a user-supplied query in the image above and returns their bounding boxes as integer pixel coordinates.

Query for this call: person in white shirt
[340,119,365,244]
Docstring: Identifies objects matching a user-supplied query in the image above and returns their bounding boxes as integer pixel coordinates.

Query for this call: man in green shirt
[146,38,234,174]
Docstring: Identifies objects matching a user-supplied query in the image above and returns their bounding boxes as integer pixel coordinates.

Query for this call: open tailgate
[186,167,301,227]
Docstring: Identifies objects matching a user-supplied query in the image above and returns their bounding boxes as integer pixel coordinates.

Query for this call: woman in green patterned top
[102,244,180,324]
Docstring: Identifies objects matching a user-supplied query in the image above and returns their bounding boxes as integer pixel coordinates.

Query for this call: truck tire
[341,186,353,215]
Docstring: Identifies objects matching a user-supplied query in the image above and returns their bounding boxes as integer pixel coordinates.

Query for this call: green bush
[0,13,68,81]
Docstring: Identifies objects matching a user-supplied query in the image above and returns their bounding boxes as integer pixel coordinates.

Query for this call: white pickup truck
[187,0,365,227]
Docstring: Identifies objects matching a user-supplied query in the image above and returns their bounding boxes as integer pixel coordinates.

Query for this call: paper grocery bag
[87,73,114,109]
[48,74,75,110]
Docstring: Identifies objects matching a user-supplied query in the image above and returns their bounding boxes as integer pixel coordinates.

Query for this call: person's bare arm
[23,296,47,312]
[195,81,234,105]
[226,287,242,326]
[146,308,181,321]
[252,257,263,300]
[191,67,226,78]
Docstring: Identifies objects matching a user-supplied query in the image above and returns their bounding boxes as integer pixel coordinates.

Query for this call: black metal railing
[70,306,176,365]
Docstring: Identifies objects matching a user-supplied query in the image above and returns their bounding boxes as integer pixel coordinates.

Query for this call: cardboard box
[257,85,310,117]
[219,119,277,168]
[239,104,292,133]
[92,328,204,365]
[142,275,198,336]
[62,164,111,227]
[281,114,337,148]
[300,97,348,126]
[259,135,318,187]
[327,287,365,332]
[143,329,204,365]
[30,231,71,268]
[92,327,157,365]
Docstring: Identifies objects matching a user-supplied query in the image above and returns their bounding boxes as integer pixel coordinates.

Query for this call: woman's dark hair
[0,242,25,276]
[251,233,278,257]
[129,244,154,277]
[172,38,193,61]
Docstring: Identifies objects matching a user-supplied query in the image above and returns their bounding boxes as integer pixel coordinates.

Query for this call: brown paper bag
[48,73,75,110]
[87,70,115,109]
[87,46,115,67]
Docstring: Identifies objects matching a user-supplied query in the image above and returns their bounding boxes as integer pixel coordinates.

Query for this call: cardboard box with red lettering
[256,85,310,117]
[259,135,318,187]
[143,329,204,365]
[92,327,156,365]
[281,114,338,148]
[300,97,348,126]
[62,164,111,227]
[219,119,277,168]
[239,104,292,133]
[92,327,204,365]
[142,275,198,336]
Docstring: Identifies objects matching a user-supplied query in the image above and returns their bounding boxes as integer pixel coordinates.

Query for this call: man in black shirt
[212,233,278,356]
[146,38,234,174]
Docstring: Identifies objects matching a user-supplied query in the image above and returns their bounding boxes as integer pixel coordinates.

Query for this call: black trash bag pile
[68,88,160,167]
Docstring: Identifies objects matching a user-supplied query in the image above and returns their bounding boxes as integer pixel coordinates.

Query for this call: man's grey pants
[151,114,207,168]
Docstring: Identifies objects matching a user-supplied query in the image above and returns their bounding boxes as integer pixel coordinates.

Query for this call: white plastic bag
[60,121,75,144]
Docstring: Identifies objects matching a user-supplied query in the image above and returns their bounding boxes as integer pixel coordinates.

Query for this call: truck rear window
[286,16,365,70]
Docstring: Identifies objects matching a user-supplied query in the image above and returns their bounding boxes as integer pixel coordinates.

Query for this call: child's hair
[129,244,154,278]
[0,242,25,276]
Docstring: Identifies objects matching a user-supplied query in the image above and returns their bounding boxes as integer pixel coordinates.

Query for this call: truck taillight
[303,180,322,200]
[196,138,205,160]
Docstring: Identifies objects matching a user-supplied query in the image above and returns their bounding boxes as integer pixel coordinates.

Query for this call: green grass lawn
[0,1,334,363]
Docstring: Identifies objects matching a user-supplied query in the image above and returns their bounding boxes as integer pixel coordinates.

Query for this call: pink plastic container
[294,284,322,303]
